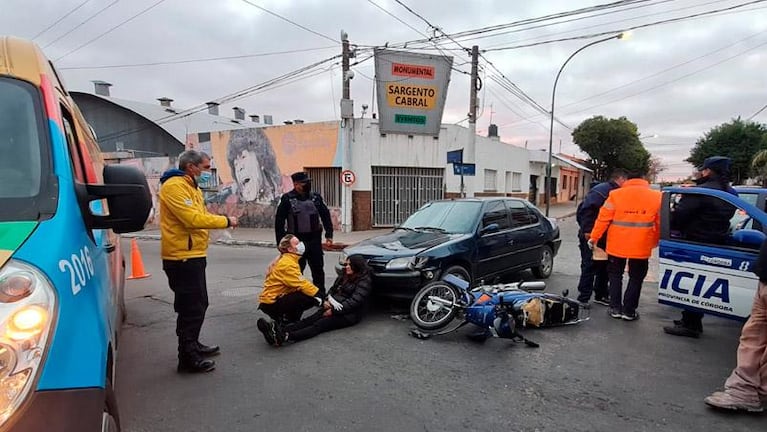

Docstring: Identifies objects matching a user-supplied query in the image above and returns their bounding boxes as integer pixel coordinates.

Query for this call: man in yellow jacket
[159,150,237,374]
[589,170,661,321]
[258,234,322,330]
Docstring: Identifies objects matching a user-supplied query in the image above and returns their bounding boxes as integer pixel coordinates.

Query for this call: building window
[512,172,522,192]
[562,174,567,189]
[484,169,497,192]
[306,167,342,207]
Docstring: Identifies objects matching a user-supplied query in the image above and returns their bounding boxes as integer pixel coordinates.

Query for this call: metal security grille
[306,167,342,207]
[372,166,444,226]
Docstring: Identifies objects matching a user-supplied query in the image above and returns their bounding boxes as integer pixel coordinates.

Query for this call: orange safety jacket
[589,178,662,259]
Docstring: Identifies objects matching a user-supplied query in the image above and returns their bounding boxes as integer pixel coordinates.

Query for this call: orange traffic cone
[127,238,151,280]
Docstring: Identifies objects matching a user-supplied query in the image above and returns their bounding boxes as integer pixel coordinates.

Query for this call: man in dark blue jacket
[576,169,627,306]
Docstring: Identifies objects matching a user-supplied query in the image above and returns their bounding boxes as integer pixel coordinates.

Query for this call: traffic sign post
[340,169,356,187]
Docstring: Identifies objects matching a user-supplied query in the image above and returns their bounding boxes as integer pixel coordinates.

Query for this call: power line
[239,0,339,44]
[384,0,656,50]
[95,54,342,142]
[42,0,119,49]
[748,104,767,121]
[484,0,767,52]
[366,0,430,39]
[57,46,337,70]
[53,0,167,61]
[32,0,93,40]
[559,37,767,116]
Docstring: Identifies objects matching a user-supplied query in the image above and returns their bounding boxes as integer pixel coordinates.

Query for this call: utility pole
[465,45,479,198]
[340,30,354,233]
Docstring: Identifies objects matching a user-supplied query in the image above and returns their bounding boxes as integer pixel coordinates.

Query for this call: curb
[122,234,350,250]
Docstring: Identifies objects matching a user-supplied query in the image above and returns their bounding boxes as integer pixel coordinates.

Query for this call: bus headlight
[0,260,57,427]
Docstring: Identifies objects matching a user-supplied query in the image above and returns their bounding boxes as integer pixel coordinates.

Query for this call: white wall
[349,119,530,195]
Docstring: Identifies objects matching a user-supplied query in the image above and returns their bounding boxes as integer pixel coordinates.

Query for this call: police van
[658,186,767,320]
[0,36,151,431]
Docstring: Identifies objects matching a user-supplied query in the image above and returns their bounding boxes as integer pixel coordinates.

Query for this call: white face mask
[295,242,306,256]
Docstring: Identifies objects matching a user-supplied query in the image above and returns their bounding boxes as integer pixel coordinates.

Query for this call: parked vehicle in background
[0,36,151,431]
[338,198,561,300]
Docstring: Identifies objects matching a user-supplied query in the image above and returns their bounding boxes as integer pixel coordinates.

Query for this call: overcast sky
[3,0,767,180]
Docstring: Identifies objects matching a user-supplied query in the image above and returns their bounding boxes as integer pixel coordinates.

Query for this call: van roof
[0,36,53,86]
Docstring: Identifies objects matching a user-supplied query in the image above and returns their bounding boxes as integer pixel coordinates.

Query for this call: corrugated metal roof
[553,153,593,172]
[73,91,252,142]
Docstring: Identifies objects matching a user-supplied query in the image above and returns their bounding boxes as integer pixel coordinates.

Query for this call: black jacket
[327,273,372,321]
[576,180,620,248]
[274,189,333,243]
[671,177,737,244]
[753,239,767,283]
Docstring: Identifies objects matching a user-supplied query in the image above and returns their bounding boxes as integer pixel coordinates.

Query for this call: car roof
[430,197,529,203]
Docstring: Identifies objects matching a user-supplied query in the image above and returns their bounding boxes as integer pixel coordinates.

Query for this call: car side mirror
[480,223,499,235]
[79,164,153,233]
[731,229,766,248]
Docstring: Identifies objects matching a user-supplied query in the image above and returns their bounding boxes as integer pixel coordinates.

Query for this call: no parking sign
[341,170,356,186]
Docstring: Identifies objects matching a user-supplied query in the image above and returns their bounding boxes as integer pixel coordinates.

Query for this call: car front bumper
[2,387,105,432]
[335,264,439,300]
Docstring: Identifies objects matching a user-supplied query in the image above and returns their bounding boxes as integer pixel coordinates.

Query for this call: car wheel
[442,265,470,283]
[410,281,461,330]
[532,245,553,279]
[103,379,120,432]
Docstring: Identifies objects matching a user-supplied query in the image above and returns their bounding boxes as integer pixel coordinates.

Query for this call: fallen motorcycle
[408,275,589,345]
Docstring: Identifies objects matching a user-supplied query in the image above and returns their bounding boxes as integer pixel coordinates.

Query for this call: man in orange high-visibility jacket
[589,171,662,321]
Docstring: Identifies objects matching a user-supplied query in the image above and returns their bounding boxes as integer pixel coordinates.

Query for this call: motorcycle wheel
[410,280,461,330]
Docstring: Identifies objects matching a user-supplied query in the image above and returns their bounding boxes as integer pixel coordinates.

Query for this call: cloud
[3,0,765,181]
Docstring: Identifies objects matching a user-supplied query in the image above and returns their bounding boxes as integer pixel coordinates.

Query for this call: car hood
[348,229,469,258]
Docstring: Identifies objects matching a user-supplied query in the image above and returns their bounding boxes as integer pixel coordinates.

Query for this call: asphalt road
[116,218,762,432]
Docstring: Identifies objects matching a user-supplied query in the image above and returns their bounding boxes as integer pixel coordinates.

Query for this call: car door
[475,200,513,280]
[506,199,544,267]
[658,187,767,321]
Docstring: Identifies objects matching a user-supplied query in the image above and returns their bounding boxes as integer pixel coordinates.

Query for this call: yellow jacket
[158,171,229,260]
[259,253,319,304]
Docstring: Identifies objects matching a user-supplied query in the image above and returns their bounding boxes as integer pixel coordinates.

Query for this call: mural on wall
[185,121,342,229]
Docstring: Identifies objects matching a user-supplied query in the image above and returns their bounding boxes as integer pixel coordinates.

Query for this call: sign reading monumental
[374,48,453,136]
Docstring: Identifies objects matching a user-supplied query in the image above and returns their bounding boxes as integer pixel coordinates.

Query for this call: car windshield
[400,201,481,234]
[0,77,51,221]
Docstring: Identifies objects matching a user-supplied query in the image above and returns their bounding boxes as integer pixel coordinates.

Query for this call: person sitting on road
[257,254,373,346]
[257,234,322,324]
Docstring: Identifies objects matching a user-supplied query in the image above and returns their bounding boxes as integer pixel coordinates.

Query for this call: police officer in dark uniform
[664,156,738,338]
[275,172,334,297]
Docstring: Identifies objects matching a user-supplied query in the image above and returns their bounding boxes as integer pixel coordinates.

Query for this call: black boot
[177,358,216,373]
[663,324,701,338]
[196,342,220,357]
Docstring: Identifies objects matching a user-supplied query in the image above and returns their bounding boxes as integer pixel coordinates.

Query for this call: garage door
[372,166,444,227]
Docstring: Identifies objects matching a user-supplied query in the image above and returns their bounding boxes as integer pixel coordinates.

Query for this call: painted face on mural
[234,149,262,202]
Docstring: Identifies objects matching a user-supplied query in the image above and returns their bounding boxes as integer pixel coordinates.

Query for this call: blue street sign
[453,163,476,176]
[447,149,463,164]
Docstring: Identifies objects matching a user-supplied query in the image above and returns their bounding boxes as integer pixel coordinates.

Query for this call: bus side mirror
[82,165,153,233]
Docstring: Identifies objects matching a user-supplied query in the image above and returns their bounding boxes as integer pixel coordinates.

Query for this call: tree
[571,115,651,181]
[749,134,767,186]
[687,118,767,184]
[648,155,666,183]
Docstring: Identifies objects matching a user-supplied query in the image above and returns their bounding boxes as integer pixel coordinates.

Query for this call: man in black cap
[275,172,334,297]
[664,156,738,338]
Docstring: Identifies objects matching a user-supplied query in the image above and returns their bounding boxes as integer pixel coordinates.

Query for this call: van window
[0,78,43,198]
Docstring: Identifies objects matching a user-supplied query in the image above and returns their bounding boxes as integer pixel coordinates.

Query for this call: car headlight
[0,260,57,427]
[385,256,428,270]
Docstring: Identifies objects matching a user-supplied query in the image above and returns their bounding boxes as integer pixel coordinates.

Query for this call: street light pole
[545,33,624,217]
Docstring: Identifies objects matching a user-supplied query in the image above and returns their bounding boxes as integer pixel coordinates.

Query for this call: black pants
[680,310,704,331]
[259,291,317,323]
[298,236,326,297]
[284,308,358,342]
[576,234,609,303]
[163,258,208,362]
[607,255,649,315]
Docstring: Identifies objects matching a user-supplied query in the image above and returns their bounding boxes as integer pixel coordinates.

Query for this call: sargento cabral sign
[374,48,453,135]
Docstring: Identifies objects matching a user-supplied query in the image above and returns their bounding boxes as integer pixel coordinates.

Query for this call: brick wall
[352,190,372,231]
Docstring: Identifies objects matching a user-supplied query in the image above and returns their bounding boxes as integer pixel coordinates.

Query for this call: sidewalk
[124,201,578,249]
